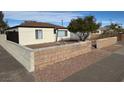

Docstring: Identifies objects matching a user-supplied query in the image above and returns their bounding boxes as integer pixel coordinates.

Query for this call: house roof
[7,21,66,30]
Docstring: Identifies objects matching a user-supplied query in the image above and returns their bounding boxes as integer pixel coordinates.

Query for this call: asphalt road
[63,48,124,82]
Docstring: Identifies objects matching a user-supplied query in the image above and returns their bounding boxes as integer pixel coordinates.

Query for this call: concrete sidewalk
[0,46,34,82]
[63,47,124,82]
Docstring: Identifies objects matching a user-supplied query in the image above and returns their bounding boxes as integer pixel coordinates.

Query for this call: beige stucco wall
[18,27,56,45]
[96,37,117,48]
[18,27,71,45]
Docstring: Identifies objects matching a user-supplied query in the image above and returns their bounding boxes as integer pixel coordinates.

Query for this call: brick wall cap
[32,40,91,52]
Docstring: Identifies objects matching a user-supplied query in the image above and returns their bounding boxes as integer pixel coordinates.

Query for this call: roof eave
[6,26,67,30]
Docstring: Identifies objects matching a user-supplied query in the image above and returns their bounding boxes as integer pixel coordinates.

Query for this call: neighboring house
[93,27,106,34]
[97,26,110,34]
[86,27,105,40]
[70,27,107,40]
[88,27,108,39]
[6,21,71,45]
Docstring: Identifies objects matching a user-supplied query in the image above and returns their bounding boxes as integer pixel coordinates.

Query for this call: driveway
[63,47,124,82]
[0,46,34,82]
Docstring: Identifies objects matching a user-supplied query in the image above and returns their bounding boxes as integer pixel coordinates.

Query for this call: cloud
[4,11,124,27]
[3,11,90,26]
[3,11,89,23]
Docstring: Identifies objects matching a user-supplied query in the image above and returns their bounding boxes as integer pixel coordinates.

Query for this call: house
[97,26,109,34]
[6,21,71,45]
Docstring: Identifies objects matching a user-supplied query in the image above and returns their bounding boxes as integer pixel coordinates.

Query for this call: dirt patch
[26,40,79,49]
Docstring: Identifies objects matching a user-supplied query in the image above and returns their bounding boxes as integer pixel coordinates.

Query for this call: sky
[3,11,124,27]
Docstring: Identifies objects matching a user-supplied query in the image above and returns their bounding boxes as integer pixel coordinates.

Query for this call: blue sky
[3,11,124,27]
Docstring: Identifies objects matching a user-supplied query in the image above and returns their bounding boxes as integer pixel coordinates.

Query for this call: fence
[96,37,117,49]
[33,41,92,80]
[0,35,34,72]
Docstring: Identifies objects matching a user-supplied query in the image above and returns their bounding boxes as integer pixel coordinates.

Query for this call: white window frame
[57,30,68,37]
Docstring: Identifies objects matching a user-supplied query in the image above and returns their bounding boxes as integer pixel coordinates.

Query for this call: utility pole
[61,20,63,26]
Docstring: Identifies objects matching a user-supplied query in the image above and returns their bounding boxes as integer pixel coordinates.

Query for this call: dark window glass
[54,30,56,34]
[35,30,43,39]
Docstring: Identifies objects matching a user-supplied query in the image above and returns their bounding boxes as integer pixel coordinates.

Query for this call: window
[58,30,68,37]
[65,31,67,36]
[35,30,43,39]
[54,30,56,34]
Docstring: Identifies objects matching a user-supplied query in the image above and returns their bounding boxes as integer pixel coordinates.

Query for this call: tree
[68,16,101,41]
[99,23,124,38]
[108,23,123,33]
[106,23,124,36]
[0,11,9,33]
